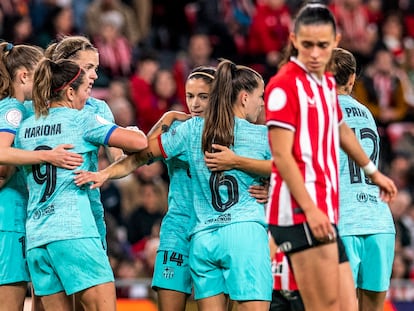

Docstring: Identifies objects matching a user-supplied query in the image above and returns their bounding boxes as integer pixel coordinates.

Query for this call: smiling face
[291,23,339,78]
[185,78,211,117]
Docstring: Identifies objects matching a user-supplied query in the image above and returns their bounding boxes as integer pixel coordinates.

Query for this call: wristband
[362,161,378,175]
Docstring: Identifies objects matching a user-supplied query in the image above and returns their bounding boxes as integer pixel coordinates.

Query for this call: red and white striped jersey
[272,250,298,291]
[265,58,342,226]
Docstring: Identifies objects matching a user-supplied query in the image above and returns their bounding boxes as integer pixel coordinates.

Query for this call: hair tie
[53,68,82,93]
[5,43,13,52]
[230,62,237,74]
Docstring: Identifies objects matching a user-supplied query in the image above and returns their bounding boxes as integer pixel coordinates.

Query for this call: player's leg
[0,232,30,311]
[157,289,188,311]
[75,282,116,311]
[0,283,27,311]
[357,289,387,311]
[39,292,72,311]
[356,234,395,311]
[152,250,192,311]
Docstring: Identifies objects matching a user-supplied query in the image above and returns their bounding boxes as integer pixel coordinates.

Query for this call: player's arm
[74,136,162,188]
[204,143,272,176]
[268,126,334,240]
[147,111,191,139]
[0,132,82,169]
[339,122,397,202]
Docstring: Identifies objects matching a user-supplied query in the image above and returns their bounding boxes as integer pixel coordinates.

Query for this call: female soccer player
[75,64,272,311]
[46,35,125,250]
[328,47,396,311]
[76,59,273,310]
[14,58,147,310]
[0,42,83,311]
[265,3,397,311]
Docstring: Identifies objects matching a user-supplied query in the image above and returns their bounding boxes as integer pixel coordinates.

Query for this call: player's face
[73,77,91,110]
[185,78,211,117]
[74,50,99,90]
[244,80,265,123]
[291,23,340,78]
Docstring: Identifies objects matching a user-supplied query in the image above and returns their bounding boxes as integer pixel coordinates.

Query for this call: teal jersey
[159,121,194,255]
[84,97,115,241]
[160,117,271,236]
[0,97,28,232]
[338,95,395,236]
[14,107,118,250]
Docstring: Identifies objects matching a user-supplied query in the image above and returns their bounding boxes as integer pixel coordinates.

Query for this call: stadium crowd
[2,0,414,302]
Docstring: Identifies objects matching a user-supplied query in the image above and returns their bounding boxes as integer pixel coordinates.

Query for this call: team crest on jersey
[163,267,174,279]
[267,88,287,111]
[5,109,22,127]
[96,115,111,125]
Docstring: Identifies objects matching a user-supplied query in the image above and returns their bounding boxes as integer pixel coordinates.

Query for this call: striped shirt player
[152,120,194,294]
[159,116,273,301]
[266,58,342,227]
[0,97,30,285]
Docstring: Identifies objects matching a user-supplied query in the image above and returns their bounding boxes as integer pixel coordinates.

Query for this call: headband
[188,71,215,80]
[53,68,82,93]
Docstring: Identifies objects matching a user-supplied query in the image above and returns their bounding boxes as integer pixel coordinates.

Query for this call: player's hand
[74,170,108,189]
[305,207,336,243]
[249,182,269,204]
[48,144,83,169]
[369,170,398,203]
[204,144,237,171]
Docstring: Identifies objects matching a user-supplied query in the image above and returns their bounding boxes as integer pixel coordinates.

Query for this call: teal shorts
[190,222,272,301]
[341,233,395,292]
[152,250,192,294]
[27,238,114,296]
[0,231,29,285]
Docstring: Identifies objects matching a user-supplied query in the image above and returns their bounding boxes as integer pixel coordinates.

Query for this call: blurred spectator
[117,161,167,227]
[399,0,414,39]
[330,0,378,66]
[353,48,409,163]
[129,0,152,46]
[172,32,217,106]
[126,181,167,247]
[195,0,255,60]
[135,68,183,134]
[85,0,140,46]
[389,190,413,264]
[388,151,413,191]
[246,0,292,81]
[92,10,132,83]
[129,50,160,132]
[36,5,76,48]
[392,252,410,280]
[1,13,35,44]
[99,151,124,227]
[374,11,408,66]
[150,0,193,53]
